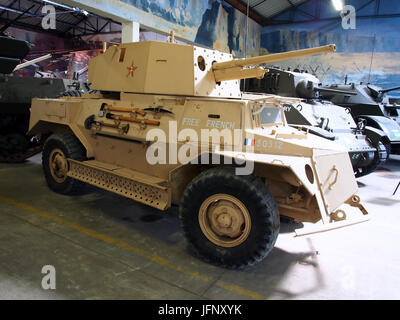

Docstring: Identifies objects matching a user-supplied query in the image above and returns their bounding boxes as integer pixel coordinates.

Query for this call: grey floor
[0,153,399,300]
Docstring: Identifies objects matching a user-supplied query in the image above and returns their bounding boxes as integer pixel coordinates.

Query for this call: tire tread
[179,167,279,269]
[42,132,86,195]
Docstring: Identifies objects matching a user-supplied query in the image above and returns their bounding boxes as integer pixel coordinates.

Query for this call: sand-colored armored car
[28,39,368,268]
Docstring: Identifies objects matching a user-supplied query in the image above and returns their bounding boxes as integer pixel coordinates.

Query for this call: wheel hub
[49,148,68,183]
[199,194,251,248]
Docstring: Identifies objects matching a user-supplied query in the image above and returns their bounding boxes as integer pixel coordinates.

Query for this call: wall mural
[7,28,186,81]
[260,0,400,97]
[120,0,260,57]
[7,0,260,81]
[7,26,104,80]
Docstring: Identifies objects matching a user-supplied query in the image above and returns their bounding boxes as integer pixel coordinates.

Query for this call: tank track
[355,141,388,178]
[57,89,83,98]
[0,133,42,163]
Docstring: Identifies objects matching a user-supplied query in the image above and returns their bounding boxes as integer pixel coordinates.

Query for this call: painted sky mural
[120,0,260,57]
[260,0,400,97]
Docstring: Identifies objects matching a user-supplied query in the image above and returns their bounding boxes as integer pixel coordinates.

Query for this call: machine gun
[13,54,52,72]
[380,85,400,95]
[366,85,400,103]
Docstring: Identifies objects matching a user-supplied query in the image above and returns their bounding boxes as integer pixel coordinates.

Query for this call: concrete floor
[0,153,399,300]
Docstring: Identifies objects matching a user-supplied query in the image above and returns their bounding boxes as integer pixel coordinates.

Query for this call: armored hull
[27,40,368,268]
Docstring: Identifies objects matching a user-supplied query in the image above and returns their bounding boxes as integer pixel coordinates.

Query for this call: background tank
[320,82,400,155]
[242,67,386,177]
[0,34,89,162]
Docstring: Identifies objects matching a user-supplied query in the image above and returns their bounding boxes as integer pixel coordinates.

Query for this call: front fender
[357,115,400,142]
[214,148,367,225]
[364,126,388,145]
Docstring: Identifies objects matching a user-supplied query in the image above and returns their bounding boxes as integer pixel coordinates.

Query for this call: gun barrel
[385,105,400,109]
[212,44,336,71]
[214,66,267,82]
[317,87,357,96]
[13,54,52,71]
[381,86,400,94]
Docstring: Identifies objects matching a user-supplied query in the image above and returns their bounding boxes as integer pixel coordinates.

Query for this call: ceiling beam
[0,0,18,18]
[287,0,317,19]
[223,0,265,25]
[0,16,70,37]
[264,0,314,23]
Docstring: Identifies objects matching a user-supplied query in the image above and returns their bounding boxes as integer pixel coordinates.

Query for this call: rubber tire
[179,167,280,269]
[42,133,86,195]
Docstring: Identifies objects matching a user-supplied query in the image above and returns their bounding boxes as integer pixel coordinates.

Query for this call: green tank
[0,34,88,162]
[320,82,400,156]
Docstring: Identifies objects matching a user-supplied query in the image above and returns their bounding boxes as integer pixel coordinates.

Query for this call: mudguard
[356,115,400,142]
[364,126,388,146]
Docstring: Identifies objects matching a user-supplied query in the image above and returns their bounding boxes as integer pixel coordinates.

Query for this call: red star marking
[127,63,138,77]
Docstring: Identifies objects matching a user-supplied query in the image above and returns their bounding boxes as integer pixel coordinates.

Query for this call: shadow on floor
[384,156,400,173]
[228,238,323,299]
[367,197,400,205]
[73,187,324,299]
[0,160,325,299]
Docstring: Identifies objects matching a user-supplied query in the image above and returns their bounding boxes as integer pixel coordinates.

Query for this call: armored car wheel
[42,133,86,195]
[179,167,279,269]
